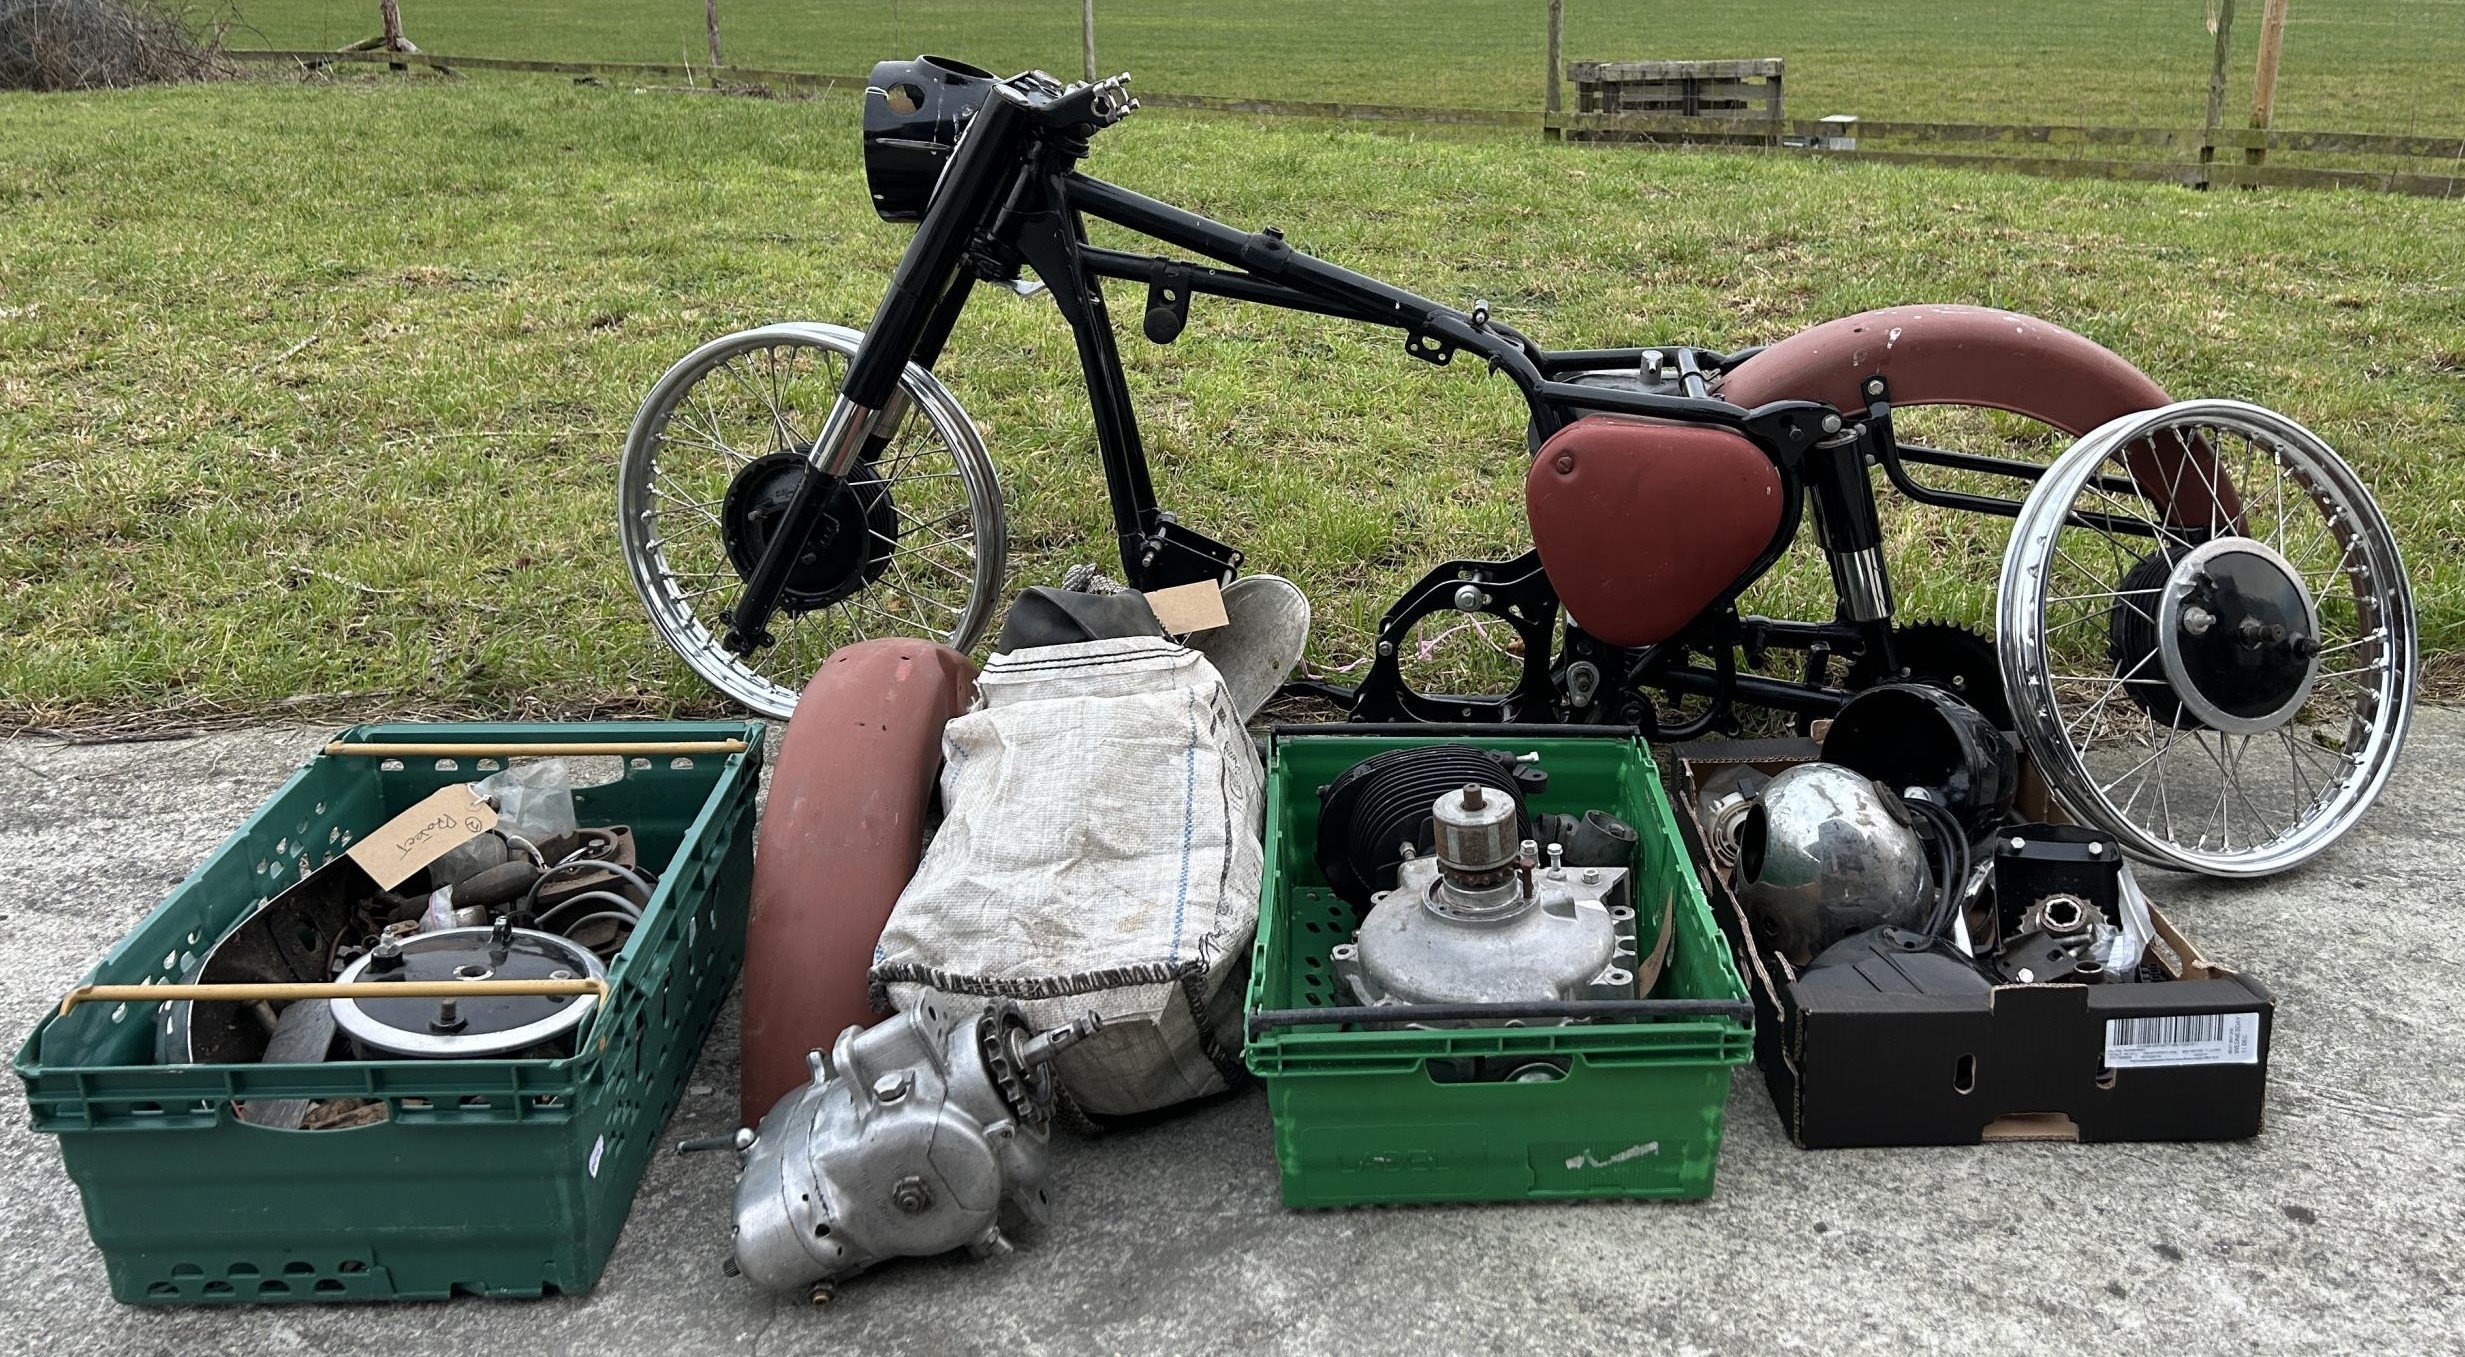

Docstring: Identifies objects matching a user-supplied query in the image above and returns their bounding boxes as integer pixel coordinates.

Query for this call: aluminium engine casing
[729,998,1092,1294]
[1333,853,1638,1010]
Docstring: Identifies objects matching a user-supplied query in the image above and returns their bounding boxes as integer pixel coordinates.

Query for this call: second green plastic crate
[1243,728,1751,1208]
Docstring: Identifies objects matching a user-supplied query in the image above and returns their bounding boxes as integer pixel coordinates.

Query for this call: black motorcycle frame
[724,70,2131,738]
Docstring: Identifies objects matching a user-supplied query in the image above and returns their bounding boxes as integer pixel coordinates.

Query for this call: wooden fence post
[2199,0,2237,186]
[706,0,723,69]
[377,0,411,71]
[2246,0,2289,167]
[1082,0,1098,83]
[1544,0,1563,140]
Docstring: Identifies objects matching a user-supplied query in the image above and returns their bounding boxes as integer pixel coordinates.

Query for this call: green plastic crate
[13,720,765,1304]
[1243,729,1751,1208]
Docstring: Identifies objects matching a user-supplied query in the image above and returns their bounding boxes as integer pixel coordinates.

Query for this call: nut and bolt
[890,1175,934,1214]
[2180,605,2216,636]
[1565,662,1599,706]
[871,1071,914,1105]
[672,1127,756,1155]
[1453,583,1486,611]
[1019,1012,1106,1066]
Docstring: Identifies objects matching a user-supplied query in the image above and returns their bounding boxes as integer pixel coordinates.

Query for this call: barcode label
[2104,1012,2260,1068]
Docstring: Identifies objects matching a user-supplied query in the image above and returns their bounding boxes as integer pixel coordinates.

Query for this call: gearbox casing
[729,999,1076,1293]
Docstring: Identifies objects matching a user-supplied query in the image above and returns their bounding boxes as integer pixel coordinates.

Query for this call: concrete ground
[3,716,2461,1357]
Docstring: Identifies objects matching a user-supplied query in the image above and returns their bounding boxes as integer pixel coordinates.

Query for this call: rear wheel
[617,324,1006,717]
[1997,400,2415,876]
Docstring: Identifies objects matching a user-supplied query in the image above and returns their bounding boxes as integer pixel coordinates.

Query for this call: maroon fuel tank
[739,639,976,1127]
[1525,416,1787,649]
[1719,303,2239,526]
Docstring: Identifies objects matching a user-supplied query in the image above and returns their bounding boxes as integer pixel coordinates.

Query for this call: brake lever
[1088,73,1140,124]
[1038,72,1139,131]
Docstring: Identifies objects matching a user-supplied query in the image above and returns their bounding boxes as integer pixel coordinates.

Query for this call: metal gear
[976,1006,1054,1128]
[1851,620,2011,728]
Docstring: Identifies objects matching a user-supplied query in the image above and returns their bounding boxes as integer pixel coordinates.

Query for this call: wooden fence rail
[1548,111,2462,198]
[1554,110,2464,160]
[227,49,2465,199]
[232,47,871,91]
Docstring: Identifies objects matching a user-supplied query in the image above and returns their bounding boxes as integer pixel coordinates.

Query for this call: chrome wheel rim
[617,323,1006,718]
[1997,399,2415,877]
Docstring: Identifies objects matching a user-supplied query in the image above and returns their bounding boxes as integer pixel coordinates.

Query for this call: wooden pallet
[1566,57,1783,141]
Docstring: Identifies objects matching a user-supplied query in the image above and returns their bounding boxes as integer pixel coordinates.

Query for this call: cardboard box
[1669,738,2273,1149]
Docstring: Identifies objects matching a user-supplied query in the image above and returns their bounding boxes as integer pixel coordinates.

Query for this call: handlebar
[1001,68,1140,135]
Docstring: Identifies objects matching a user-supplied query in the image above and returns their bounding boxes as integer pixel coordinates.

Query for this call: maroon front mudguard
[739,639,976,1127]
[1720,304,2238,526]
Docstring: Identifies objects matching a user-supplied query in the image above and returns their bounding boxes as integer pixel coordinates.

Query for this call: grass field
[220,0,2465,133]
[1,73,2461,726]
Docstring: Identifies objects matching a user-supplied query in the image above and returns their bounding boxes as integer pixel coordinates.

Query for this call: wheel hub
[720,451,898,614]
[2157,537,2323,732]
[2112,537,2321,734]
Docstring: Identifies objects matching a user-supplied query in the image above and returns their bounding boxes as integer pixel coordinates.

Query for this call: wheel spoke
[2155,709,2181,844]
[2308,633,2385,661]
[2221,732,2279,842]
[2279,727,2321,809]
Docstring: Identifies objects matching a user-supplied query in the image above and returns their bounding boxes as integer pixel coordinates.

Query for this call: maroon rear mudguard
[739,639,976,1127]
[1719,304,2238,527]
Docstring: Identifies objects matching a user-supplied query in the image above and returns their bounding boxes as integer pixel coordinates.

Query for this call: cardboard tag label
[1144,580,1230,635]
[2103,1011,2260,1068]
[345,783,497,890]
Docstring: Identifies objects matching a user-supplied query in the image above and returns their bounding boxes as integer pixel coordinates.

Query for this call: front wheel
[617,323,1007,717]
[1997,399,2415,877]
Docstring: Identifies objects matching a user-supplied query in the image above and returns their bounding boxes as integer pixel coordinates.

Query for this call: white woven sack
[871,636,1264,1116]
